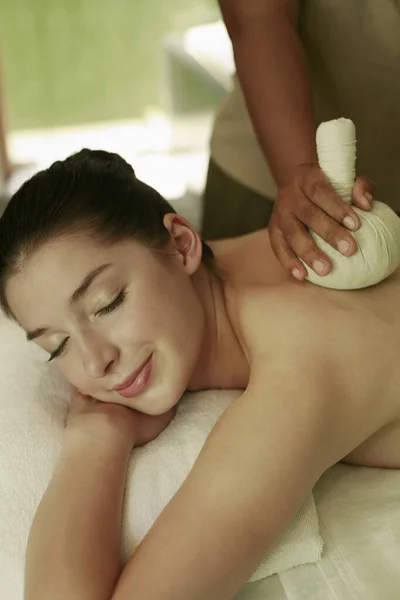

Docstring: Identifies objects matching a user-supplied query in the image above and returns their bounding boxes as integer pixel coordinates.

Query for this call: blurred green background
[0,0,220,130]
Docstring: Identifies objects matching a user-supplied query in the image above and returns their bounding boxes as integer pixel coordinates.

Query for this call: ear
[163,214,203,275]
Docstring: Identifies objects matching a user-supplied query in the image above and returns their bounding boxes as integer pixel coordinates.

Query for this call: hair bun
[62,149,136,179]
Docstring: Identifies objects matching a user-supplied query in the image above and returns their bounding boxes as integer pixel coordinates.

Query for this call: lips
[113,354,153,399]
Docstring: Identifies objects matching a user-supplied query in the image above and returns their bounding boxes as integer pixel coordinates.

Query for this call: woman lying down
[0,150,399,600]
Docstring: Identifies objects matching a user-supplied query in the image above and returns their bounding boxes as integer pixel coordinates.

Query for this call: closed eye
[96,290,127,317]
[47,291,126,362]
[48,337,69,362]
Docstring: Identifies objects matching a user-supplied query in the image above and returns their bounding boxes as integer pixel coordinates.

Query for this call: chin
[131,378,187,415]
[137,391,182,416]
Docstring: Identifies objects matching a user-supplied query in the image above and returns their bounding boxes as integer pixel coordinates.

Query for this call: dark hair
[0,149,214,318]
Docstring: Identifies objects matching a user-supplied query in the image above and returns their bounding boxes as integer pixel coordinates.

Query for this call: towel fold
[0,316,323,599]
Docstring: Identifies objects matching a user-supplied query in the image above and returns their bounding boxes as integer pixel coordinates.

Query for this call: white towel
[279,464,400,600]
[0,316,323,600]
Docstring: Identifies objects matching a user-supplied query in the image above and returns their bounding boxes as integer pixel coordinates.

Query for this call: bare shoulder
[231,279,399,368]
[230,281,332,359]
[211,230,290,286]
[226,280,400,462]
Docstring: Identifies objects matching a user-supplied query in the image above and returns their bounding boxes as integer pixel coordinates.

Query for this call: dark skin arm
[218,0,374,279]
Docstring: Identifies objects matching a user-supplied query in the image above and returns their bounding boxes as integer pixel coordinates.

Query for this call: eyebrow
[69,263,111,305]
[25,263,112,342]
[26,327,48,342]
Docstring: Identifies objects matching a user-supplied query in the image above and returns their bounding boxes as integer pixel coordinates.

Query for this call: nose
[79,330,120,380]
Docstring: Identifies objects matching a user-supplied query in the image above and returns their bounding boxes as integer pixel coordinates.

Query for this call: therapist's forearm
[24,431,130,600]
[221,1,317,187]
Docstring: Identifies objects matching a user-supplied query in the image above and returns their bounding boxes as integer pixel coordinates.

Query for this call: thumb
[352,176,375,211]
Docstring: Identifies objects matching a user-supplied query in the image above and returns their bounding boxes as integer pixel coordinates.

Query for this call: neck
[187,266,249,391]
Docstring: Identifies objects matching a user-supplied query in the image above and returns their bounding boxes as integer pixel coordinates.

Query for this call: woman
[0,150,399,600]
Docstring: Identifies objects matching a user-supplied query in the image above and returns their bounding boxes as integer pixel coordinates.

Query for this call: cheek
[56,357,90,394]
[111,300,151,345]
[154,278,204,349]
[149,278,201,334]
[108,265,203,355]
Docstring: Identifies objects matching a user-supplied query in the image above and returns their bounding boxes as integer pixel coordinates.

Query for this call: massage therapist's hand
[66,393,175,448]
[268,162,375,280]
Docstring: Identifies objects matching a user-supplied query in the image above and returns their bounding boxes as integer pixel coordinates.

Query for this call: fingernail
[343,216,356,230]
[360,192,373,209]
[292,268,303,280]
[312,260,326,276]
[338,239,351,255]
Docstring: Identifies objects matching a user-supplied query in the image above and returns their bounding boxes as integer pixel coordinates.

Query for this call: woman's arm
[114,371,333,600]
[24,399,174,600]
[25,347,342,600]
[25,431,129,600]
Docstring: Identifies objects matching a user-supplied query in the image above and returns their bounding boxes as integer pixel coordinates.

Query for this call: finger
[352,176,375,210]
[294,198,357,257]
[283,216,332,276]
[269,222,307,279]
[298,164,360,231]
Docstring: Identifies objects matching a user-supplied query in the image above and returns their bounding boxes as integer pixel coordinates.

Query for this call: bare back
[210,230,400,468]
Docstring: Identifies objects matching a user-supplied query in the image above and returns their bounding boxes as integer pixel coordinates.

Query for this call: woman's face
[6,232,205,414]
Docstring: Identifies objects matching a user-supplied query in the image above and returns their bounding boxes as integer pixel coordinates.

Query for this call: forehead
[5,234,145,325]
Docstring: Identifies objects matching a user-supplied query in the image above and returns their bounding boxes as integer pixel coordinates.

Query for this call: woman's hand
[26,393,176,600]
[66,393,176,448]
[268,162,375,280]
